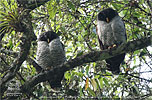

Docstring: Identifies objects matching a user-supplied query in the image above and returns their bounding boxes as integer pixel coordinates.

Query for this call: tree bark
[0,4,35,99]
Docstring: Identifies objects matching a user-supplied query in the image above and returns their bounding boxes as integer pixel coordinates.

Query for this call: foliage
[0,0,152,99]
[0,0,21,34]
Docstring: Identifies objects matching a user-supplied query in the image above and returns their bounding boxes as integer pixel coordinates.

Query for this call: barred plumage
[97,8,127,74]
[36,31,66,87]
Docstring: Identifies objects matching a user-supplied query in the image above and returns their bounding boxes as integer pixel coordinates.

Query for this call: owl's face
[97,8,118,23]
[38,33,48,42]
[38,31,59,43]
[46,31,59,43]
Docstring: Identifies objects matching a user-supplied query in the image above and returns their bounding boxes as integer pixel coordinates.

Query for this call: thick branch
[0,0,50,94]
[0,0,52,99]
[0,11,35,98]
[21,35,152,93]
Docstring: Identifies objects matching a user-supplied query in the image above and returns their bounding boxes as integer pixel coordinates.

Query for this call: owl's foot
[108,44,117,49]
[46,67,52,70]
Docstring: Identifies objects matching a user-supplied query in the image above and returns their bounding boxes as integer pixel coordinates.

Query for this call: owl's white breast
[48,38,66,67]
[36,41,52,69]
[97,16,127,47]
[36,38,66,70]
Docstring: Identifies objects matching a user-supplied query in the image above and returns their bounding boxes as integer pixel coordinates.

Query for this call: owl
[96,8,127,74]
[36,31,66,88]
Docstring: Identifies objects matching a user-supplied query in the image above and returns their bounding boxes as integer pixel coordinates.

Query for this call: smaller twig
[141,56,152,70]
[0,48,18,57]
[26,57,43,73]
[123,19,152,31]
[126,73,152,83]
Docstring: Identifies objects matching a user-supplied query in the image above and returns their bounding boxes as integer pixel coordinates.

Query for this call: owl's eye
[38,34,48,42]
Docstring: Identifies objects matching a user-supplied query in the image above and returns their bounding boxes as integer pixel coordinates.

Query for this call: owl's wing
[49,38,66,67]
[111,16,127,44]
[48,38,66,88]
[36,33,66,88]
[96,24,105,50]
[98,36,104,50]
[106,16,127,74]
[36,41,52,69]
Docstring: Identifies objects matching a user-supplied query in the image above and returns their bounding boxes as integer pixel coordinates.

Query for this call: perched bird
[36,31,66,88]
[96,8,127,74]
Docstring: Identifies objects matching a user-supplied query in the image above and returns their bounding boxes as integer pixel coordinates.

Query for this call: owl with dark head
[36,31,66,88]
[96,8,127,74]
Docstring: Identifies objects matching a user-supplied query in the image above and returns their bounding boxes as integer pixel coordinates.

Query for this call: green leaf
[94,75,100,79]
[74,71,84,77]
[0,11,8,16]
[31,65,36,75]
[58,9,62,17]
[103,78,109,86]
[91,78,97,91]
[139,49,147,57]
[99,77,103,88]
[49,7,57,19]
[67,1,75,11]
[47,1,57,19]
[15,41,20,48]
[79,87,83,97]
[20,80,24,85]
[85,66,89,75]
[111,3,122,10]
[87,87,96,96]
[64,71,71,81]
[7,39,13,49]
[77,50,83,56]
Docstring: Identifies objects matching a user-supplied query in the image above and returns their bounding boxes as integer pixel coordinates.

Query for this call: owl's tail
[106,53,126,74]
[48,72,64,88]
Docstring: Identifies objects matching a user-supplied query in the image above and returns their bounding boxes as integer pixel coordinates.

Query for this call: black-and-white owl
[36,31,66,88]
[96,8,127,74]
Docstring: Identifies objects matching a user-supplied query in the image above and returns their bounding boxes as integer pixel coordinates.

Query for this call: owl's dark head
[38,31,59,43]
[38,32,48,42]
[46,31,59,42]
[97,8,118,23]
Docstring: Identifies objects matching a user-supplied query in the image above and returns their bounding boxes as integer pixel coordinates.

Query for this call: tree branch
[0,10,35,98]
[21,35,152,94]
[26,57,43,73]
[0,0,52,96]
[17,0,50,10]
[0,48,18,57]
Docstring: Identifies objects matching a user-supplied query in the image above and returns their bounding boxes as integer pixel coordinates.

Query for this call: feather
[97,8,127,74]
[36,31,66,88]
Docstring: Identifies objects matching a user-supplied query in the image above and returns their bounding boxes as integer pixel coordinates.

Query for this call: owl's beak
[106,17,109,23]
[47,39,50,43]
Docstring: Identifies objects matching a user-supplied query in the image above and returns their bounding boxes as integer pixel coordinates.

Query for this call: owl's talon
[108,46,112,49]
[108,44,117,49]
